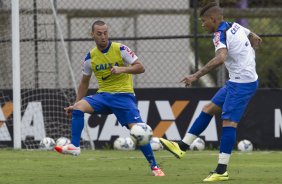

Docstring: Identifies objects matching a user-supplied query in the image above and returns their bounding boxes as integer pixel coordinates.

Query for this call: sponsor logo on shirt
[95,62,119,71]
[214,32,221,47]
[122,45,135,58]
[231,24,240,34]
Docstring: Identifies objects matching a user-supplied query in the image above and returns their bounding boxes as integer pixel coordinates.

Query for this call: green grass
[0,149,282,184]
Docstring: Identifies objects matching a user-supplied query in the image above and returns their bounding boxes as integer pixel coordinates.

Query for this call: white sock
[218,152,231,165]
[182,133,197,146]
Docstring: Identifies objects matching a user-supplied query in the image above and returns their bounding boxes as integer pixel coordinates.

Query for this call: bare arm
[110,59,145,74]
[194,48,227,79]
[180,48,228,87]
[75,74,91,102]
[248,32,262,49]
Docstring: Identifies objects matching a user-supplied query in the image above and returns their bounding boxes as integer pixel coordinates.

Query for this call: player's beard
[98,40,108,50]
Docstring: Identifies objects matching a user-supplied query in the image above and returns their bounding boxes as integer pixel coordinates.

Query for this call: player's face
[92,24,109,49]
[200,16,216,33]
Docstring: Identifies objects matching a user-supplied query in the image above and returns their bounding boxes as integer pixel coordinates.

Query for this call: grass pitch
[0,149,281,184]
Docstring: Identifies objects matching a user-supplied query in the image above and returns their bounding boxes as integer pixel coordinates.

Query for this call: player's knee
[128,123,137,129]
[73,102,83,110]
[203,103,220,115]
[222,120,238,128]
[73,100,93,113]
[202,103,213,112]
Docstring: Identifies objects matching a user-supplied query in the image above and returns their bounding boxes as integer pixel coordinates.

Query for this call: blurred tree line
[190,0,282,88]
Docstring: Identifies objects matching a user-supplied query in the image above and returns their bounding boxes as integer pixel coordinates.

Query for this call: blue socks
[219,127,236,154]
[71,109,84,147]
[188,111,213,136]
[188,111,236,154]
[139,143,158,169]
[70,109,157,170]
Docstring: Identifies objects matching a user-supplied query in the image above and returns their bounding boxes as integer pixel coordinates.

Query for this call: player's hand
[110,66,124,74]
[249,33,262,50]
[64,105,74,117]
[251,37,262,49]
[180,75,198,87]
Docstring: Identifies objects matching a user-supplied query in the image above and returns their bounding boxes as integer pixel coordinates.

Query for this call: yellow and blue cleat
[203,171,229,182]
[159,138,186,159]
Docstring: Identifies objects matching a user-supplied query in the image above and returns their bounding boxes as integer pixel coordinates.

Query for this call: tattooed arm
[248,32,262,49]
[180,48,227,87]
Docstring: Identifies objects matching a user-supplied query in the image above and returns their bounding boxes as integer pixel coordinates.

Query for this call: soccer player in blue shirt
[160,2,261,181]
[54,20,165,177]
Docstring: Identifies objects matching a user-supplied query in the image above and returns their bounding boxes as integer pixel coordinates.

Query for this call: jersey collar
[216,21,232,32]
[101,41,112,54]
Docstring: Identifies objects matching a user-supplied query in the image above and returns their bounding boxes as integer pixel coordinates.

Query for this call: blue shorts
[83,92,143,126]
[212,80,258,123]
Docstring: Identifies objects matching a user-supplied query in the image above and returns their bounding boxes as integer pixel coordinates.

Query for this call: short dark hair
[91,20,106,32]
[200,2,222,17]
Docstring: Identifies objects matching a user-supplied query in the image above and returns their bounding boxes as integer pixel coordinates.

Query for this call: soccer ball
[190,137,205,151]
[237,139,253,152]
[39,137,55,150]
[150,137,163,151]
[130,123,153,146]
[56,137,71,147]
[113,137,135,151]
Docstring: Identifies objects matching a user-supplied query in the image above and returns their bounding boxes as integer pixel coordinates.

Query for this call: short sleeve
[82,52,92,76]
[213,31,227,52]
[120,45,138,65]
[242,26,251,36]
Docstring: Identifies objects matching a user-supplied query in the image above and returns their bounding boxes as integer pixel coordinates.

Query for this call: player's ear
[90,32,94,38]
[210,16,216,23]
